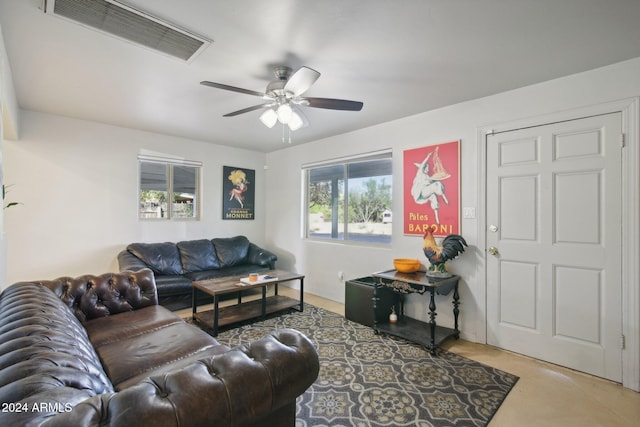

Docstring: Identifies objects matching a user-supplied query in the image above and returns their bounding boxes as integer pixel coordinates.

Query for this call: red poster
[403,140,460,236]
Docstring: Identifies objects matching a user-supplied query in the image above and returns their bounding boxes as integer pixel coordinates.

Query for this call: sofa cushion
[154,274,193,295]
[83,305,183,347]
[212,236,250,267]
[177,239,221,272]
[90,320,229,390]
[127,242,184,275]
[115,344,232,390]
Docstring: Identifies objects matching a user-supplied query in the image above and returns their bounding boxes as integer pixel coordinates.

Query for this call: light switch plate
[463,207,476,219]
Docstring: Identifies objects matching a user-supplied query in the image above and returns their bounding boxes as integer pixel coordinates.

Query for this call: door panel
[486,113,622,381]
[501,176,537,241]
[554,266,601,343]
[555,172,601,244]
[499,260,537,329]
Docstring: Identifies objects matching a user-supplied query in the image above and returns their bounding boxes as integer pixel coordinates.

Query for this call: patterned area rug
[214,305,518,427]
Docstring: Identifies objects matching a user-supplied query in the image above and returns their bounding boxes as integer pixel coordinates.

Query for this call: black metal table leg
[453,282,460,339]
[428,289,437,355]
[372,281,380,334]
[299,278,304,311]
[192,288,197,320]
[213,295,220,336]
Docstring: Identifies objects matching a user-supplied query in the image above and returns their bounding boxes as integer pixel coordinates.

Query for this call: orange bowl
[393,258,420,273]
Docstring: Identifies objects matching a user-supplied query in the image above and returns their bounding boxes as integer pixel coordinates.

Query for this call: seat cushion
[83,305,183,347]
[114,343,231,390]
[91,320,229,390]
[150,274,192,296]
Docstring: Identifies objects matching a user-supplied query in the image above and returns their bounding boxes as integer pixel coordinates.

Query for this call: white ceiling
[2,0,640,153]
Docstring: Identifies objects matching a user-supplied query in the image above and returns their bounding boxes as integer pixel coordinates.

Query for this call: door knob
[488,247,499,255]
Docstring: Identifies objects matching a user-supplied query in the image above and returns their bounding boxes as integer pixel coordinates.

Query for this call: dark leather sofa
[0,269,318,427]
[118,235,278,310]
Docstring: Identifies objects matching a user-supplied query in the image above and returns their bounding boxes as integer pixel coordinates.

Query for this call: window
[138,156,201,220]
[304,151,392,244]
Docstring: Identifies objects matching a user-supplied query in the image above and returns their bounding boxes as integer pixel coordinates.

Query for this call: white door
[486,113,623,381]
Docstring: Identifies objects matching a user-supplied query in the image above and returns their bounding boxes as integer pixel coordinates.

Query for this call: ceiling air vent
[43,0,211,61]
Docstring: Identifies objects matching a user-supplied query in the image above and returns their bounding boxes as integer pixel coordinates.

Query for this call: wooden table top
[192,269,304,296]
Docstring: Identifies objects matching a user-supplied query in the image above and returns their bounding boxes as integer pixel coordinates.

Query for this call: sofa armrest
[247,243,278,269]
[41,329,319,427]
[117,249,150,272]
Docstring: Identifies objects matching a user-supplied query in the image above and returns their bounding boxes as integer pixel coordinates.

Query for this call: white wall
[265,57,640,344]
[3,111,267,286]
[0,25,19,141]
[0,23,21,289]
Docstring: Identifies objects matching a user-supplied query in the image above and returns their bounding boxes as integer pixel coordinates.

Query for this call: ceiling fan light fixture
[259,108,278,128]
[201,65,364,138]
[288,111,304,131]
[276,103,293,124]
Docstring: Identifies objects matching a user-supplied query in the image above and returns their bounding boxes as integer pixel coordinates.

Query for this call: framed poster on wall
[403,140,460,236]
[222,166,255,220]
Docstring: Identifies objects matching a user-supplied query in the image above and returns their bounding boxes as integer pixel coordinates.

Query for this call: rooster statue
[423,228,467,277]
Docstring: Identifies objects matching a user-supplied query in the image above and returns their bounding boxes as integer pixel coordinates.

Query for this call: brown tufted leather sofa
[0,269,319,427]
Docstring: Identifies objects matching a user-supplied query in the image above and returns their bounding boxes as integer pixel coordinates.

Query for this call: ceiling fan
[200,66,363,132]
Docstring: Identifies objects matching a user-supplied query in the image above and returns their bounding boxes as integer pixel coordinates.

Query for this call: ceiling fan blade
[200,81,266,97]
[284,67,321,96]
[304,97,364,111]
[223,104,272,117]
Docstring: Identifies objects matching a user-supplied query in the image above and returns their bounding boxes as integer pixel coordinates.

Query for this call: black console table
[372,269,460,355]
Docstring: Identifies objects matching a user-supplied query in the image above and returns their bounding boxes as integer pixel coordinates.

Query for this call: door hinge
[620,334,626,350]
[620,133,626,148]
